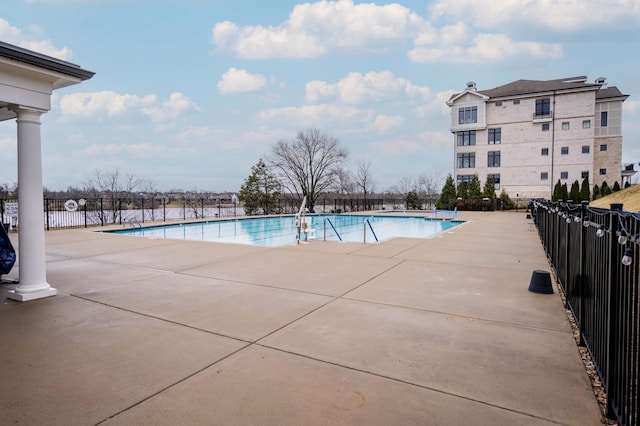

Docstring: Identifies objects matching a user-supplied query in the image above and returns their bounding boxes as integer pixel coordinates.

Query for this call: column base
[8,287,57,302]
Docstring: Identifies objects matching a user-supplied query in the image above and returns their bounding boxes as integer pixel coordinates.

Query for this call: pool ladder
[323,218,342,241]
[126,217,142,229]
[364,218,379,243]
[322,217,379,243]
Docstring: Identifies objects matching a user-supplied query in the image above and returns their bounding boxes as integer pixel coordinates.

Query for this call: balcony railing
[532,111,553,122]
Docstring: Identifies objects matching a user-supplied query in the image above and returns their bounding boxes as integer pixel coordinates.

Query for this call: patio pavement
[0,211,603,425]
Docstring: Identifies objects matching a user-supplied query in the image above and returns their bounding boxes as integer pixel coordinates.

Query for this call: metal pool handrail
[126,217,142,229]
[364,218,378,243]
[323,218,342,241]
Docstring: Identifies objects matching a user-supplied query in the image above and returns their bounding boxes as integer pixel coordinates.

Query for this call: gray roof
[0,41,95,81]
[449,76,628,102]
[477,76,599,98]
[596,86,628,100]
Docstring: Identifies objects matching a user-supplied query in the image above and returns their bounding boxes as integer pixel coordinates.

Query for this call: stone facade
[447,77,629,200]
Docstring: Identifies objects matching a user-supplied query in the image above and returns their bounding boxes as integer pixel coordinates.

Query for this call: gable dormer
[447,87,489,132]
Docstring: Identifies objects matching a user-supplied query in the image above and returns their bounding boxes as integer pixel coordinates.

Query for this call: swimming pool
[110,214,462,247]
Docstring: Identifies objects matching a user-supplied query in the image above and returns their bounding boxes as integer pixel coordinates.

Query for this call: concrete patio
[0,211,603,425]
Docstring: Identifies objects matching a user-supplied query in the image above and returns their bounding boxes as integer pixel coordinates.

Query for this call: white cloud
[175,126,280,154]
[58,91,199,128]
[211,0,425,59]
[372,115,404,134]
[76,143,169,158]
[429,0,640,32]
[305,71,431,105]
[409,32,562,64]
[217,68,266,95]
[371,137,426,155]
[59,91,156,117]
[141,92,200,123]
[370,130,452,156]
[257,104,370,128]
[412,89,456,118]
[417,130,452,149]
[304,80,337,103]
[211,0,567,65]
[0,18,71,60]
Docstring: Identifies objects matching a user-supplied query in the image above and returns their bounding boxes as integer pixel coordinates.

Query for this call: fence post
[83,200,87,228]
[606,202,622,420]
[578,200,589,347]
[141,198,145,223]
[45,198,50,231]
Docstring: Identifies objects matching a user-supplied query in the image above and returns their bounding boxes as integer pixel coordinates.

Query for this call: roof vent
[595,77,607,87]
[466,81,477,91]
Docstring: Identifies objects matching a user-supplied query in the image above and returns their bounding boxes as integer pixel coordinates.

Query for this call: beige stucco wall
[450,88,622,200]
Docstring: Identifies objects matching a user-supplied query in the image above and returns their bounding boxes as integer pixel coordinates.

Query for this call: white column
[8,107,56,301]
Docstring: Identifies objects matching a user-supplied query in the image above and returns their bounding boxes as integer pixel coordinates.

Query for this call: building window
[560,171,568,180]
[495,101,502,107]
[456,175,474,185]
[457,152,476,168]
[583,120,591,128]
[561,147,569,155]
[487,173,501,189]
[488,151,501,167]
[513,99,520,105]
[601,111,608,127]
[488,128,501,144]
[541,148,549,156]
[562,122,570,130]
[582,145,590,154]
[542,123,550,131]
[457,131,476,146]
[458,106,478,124]
[600,168,607,175]
[535,98,551,117]
[541,172,549,180]
[600,144,607,151]
[581,171,589,179]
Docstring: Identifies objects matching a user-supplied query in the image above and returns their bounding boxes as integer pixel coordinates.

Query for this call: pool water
[110,214,462,247]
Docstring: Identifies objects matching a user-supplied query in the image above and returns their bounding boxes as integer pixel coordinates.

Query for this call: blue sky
[1,0,639,193]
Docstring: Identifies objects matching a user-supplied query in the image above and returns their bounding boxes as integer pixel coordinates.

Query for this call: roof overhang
[0,41,94,122]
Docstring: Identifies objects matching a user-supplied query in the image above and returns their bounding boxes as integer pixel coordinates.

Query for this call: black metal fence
[533,200,639,425]
[0,197,419,231]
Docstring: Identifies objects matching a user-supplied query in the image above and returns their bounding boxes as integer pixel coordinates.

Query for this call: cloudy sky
[1,0,639,193]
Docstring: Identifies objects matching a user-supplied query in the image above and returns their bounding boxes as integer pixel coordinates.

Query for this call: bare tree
[83,168,145,224]
[389,176,415,196]
[269,128,349,212]
[331,167,355,197]
[417,172,443,209]
[355,159,376,209]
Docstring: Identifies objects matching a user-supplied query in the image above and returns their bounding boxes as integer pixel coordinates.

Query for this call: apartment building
[446,76,629,200]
